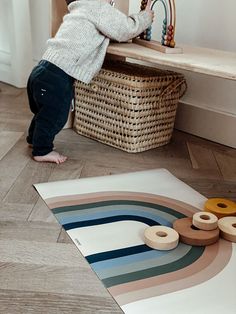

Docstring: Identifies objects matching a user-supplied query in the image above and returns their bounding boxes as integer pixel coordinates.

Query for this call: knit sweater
[42,0,152,83]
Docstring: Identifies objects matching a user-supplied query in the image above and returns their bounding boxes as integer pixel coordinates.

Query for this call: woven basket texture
[74,61,187,153]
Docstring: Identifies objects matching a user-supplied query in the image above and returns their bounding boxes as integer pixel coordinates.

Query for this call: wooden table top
[107,43,236,81]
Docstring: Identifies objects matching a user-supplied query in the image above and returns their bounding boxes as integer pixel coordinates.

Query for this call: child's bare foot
[33,151,67,164]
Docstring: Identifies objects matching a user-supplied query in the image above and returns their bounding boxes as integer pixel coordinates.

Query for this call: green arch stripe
[52,200,186,219]
[98,243,191,280]
[102,246,205,288]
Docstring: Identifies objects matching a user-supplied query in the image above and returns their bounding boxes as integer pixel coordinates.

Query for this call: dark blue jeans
[27,60,74,156]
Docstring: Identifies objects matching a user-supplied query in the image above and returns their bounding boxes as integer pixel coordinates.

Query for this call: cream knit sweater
[42,0,152,83]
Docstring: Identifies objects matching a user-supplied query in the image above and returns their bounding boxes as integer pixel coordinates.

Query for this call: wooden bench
[107,43,236,81]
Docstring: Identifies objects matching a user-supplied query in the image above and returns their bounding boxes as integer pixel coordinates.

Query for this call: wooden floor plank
[47,158,84,181]
[214,151,236,181]
[3,159,55,205]
[0,263,110,297]
[27,197,58,223]
[0,221,61,243]
[57,228,74,244]
[0,290,122,314]
[0,240,88,268]
[186,141,222,178]
[0,202,33,221]
[0,131,24,160]
[182,178,236,201]
[0,137,32,201]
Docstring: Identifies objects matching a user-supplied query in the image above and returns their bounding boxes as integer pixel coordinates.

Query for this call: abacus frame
[133,0,183,54]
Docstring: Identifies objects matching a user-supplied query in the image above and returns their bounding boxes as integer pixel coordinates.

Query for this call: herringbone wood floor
[0,81,235,313]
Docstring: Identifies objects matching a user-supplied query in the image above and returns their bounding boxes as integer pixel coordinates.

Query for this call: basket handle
[158,78,187,102]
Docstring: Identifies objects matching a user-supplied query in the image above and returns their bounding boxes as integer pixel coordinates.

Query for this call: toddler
[27,0,154,164]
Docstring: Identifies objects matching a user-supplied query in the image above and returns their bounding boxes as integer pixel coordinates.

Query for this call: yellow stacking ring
[204,198,236,219]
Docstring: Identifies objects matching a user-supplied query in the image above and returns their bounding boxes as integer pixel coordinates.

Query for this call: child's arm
[95,0,154,42]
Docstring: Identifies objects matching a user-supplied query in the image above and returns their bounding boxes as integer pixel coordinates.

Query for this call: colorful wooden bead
[138,0,177,48]
[168,25,174,31]
[170,40,176,48]
[204,198,236,219]
[173,217,220,246]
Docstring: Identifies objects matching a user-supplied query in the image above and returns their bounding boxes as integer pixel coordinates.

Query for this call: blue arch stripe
[91,243,190,273]
[91,248,169,271]
[57,209,171,227]
[98,244,191,280]
[63,215,160,231]
[86,244,152,264]
[54,204,179,222]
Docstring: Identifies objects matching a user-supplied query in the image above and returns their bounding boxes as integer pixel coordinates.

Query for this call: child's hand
[145,0,154,21]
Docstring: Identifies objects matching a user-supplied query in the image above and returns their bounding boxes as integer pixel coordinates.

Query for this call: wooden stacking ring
[144,226,179,250]
[192,212,218,231]
[173,217,219,246]
[204,198,236,218]
[218,217,236,242]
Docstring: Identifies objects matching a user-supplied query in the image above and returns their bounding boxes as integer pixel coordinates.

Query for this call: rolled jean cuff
[32,146,53,156]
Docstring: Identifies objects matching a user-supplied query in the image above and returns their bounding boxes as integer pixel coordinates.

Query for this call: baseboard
[175,101,236,148]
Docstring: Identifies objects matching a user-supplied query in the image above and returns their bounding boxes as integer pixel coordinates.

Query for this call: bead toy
[133,0,183,53]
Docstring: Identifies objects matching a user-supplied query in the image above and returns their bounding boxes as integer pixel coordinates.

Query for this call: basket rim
[102,60,185,80]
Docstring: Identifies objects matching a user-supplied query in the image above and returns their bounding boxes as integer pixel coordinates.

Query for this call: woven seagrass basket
[74,61,187,153]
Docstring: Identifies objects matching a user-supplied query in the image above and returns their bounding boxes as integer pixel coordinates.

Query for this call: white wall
[129,0,236,147]
[0,0,10,56]
[0,0,12,69]
[29,0,51,63]
[0,0,34,87]
[0,0,50,87]
[130,0,236,52]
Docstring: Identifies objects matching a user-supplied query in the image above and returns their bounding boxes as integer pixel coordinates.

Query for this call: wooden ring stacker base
[204,198,236,219]
[192,212,218,231]
[144,226,179,250]
[218,217,236,242]
[173,217,219,246]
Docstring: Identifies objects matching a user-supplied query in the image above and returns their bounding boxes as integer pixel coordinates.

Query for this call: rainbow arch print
[48,191,232,309]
